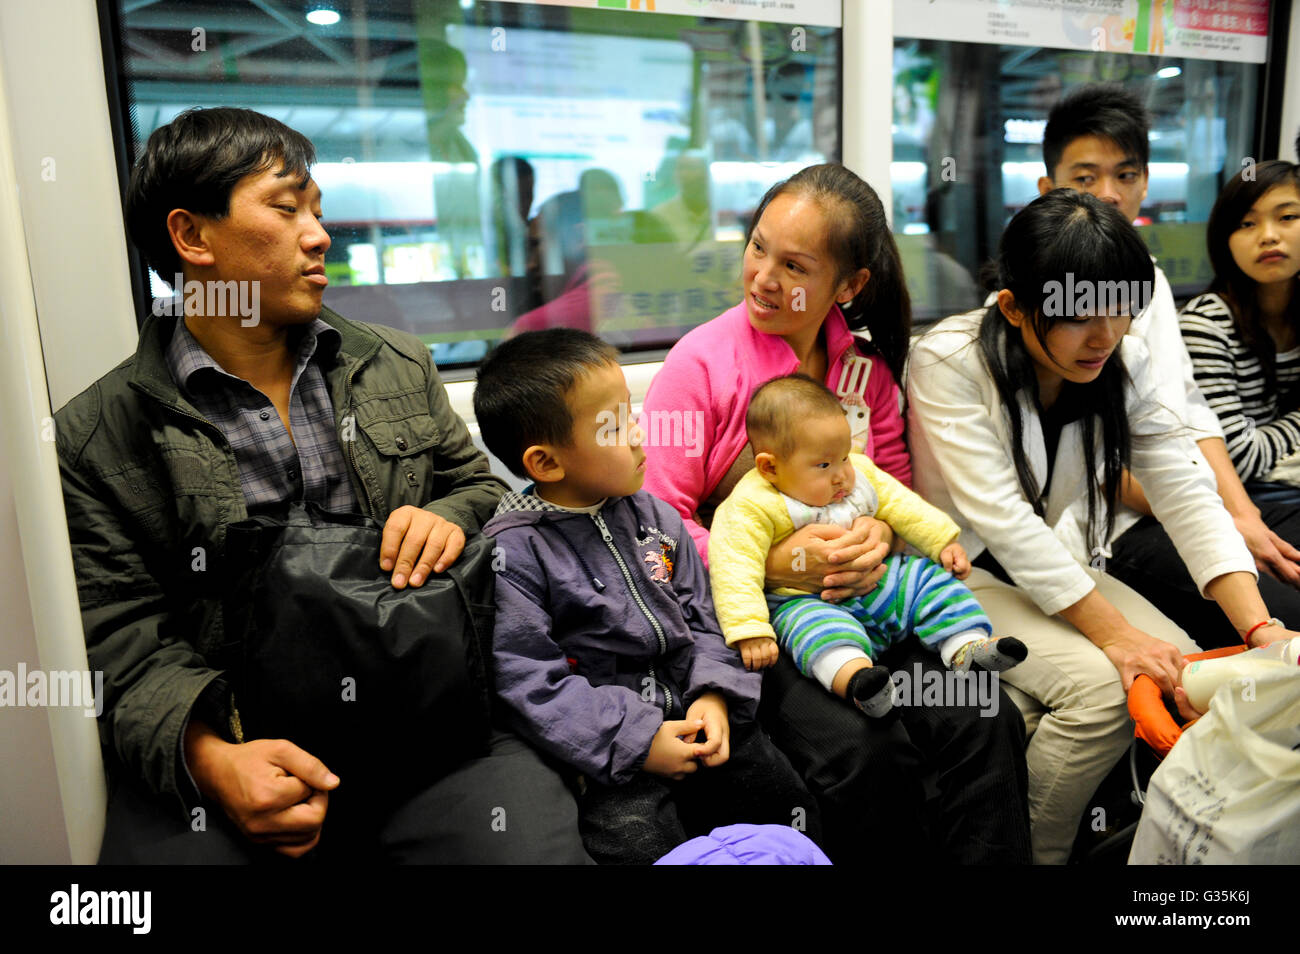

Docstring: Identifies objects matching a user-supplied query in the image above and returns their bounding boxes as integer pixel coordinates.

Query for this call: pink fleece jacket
[642,301,911,561]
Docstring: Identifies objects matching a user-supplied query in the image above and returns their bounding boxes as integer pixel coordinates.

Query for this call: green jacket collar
[127,306,385,410]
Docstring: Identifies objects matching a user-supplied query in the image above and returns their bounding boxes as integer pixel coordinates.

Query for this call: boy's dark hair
[474,329,621,477]
[746,374,844,458]
[1042,84,1150,179]
[125,107,316,278]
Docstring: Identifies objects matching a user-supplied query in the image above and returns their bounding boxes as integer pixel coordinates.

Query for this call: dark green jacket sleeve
[57,395,220,811]
[415,346,507,534]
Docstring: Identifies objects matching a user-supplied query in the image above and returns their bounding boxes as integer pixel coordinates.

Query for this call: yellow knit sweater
[707,454,960,645]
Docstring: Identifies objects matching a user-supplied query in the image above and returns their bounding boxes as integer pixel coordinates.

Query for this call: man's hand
[643,719,707,780]
[184,722,339,858]
[379,505,466,588]
[1234,511,1300,588]
[738,636,779,671]
[685,691,731,769]
[939,542,971,580]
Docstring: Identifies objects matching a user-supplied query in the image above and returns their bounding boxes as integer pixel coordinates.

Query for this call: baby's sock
[950,637,1027,673]
[848,665,894,718]
[812,646,870,695]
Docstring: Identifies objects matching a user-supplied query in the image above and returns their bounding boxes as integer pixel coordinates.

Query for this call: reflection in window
[113,0,841,369]
[892,40,1263,323]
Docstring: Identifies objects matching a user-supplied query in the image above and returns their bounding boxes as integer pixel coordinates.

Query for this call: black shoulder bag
[221,503,495,822]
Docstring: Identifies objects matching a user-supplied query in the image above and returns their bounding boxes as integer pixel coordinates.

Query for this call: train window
[890,3,1274,323]
[106,0,842,373]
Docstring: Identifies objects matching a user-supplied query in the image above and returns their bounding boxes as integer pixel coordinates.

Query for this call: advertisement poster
[505,0,842,28]
[894,0,1269,63]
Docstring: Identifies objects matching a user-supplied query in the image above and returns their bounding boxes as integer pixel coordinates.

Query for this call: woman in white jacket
[907,190,1298,864]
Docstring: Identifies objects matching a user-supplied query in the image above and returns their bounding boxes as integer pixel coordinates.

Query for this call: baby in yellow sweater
[708,375,1025,716]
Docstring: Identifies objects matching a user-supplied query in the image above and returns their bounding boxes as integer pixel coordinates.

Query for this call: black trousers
[758,641,1032,864]
[97,729,592,864]
[578,723,821,865]
[1108,495,1300,650]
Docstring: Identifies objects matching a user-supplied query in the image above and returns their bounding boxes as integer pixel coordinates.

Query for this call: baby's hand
[940,542,970,580]
[738,636,779,671]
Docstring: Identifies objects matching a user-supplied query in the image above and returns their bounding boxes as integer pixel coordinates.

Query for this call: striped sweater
[1179,292,1300,480]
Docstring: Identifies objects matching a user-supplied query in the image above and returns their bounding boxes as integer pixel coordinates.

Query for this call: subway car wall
[1,0,1298,867]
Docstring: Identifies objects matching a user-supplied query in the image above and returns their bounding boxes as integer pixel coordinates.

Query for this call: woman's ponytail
[847,228,912,387]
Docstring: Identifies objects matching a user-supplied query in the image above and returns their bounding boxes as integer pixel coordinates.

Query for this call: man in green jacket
[57,107,586,862]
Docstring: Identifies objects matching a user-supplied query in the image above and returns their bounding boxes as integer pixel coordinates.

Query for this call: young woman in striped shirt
[1182,161,1300,485]
[1180,160,1300,639]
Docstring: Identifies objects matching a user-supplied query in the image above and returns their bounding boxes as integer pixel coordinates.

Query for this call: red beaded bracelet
[1243,617,1283,644]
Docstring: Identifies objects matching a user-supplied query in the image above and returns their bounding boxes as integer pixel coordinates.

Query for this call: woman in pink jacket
[642,163,1031,862]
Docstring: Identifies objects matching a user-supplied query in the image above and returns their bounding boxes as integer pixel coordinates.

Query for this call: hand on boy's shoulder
[379,505,466,588]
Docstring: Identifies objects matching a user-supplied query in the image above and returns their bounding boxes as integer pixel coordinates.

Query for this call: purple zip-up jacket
[484,489,761,786]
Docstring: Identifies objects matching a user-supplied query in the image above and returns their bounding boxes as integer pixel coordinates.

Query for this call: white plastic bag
[1129,667,1300,864]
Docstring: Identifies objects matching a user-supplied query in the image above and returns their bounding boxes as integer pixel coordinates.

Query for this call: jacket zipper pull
[587,515,608,588]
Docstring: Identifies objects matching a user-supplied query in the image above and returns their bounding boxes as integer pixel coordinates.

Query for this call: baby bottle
[1181,637,1300,713]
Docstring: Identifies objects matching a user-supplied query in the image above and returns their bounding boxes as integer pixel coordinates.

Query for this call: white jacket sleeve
[907,329,1097,616]
[1136,266,1222,442]
[1123,339,1256,594]
[861,455,959,561]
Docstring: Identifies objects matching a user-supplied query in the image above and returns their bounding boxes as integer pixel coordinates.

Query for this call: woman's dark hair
[979,189,1153,551]
[1204,160,1300,401]
[126,107,316,278]
[746,163,912,385]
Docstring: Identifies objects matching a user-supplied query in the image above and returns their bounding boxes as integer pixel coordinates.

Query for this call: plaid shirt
[164,317,360,514]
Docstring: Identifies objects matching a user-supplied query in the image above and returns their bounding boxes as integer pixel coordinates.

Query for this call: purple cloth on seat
[654,824,832,865]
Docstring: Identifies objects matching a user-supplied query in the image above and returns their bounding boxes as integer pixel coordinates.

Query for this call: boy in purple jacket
[474,329,820,864]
